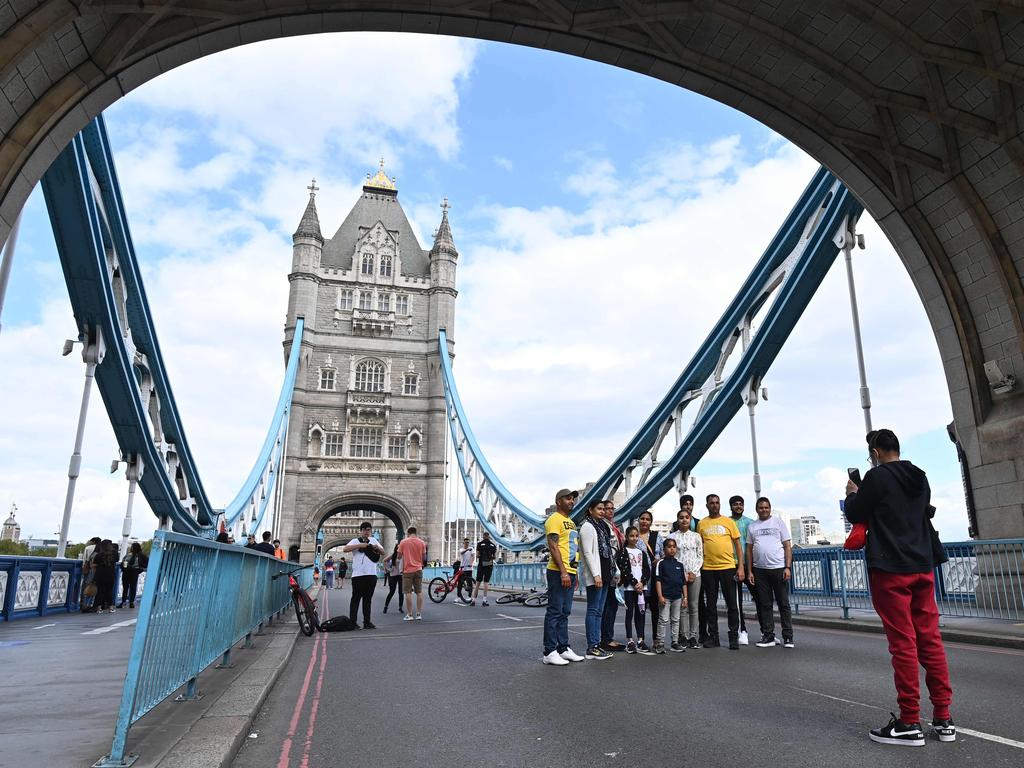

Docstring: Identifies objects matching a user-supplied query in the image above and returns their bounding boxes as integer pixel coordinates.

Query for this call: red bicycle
[428,565,474,603]
[273,565,320,636]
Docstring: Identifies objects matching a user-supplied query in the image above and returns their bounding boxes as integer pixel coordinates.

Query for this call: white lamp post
[56,326,105,558]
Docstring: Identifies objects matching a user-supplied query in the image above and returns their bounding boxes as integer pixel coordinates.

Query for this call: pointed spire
[293,178,323,242]
[431,197,457,255]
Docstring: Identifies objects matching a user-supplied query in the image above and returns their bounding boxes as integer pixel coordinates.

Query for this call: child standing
[655,538,688,654]
[669,508,704,649]
[616,526,652,654]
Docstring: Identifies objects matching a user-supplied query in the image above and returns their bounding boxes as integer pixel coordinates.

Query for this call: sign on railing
[96,531,309,767]
[0,556,83,620]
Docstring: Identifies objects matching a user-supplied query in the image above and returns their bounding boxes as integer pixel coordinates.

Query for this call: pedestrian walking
[344,522,384,629]
[541,488,584,666]
[119,542,148,609]
[397,526,427,621]
[745,497,793,648]
[382,545,404,614]
[337,557,347,588]
[323,555,336,590]
[845,428,955,746]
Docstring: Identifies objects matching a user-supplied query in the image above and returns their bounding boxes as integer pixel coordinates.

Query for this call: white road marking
[793,686,1024,749]
[496,613,523,622]
[329,622,585,641]
[81,619,137,635]
[33,623,56,630]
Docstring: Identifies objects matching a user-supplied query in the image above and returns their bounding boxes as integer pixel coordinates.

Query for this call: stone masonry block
[972,460,1018,489]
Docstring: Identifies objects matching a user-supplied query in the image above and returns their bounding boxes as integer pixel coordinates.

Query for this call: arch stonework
[2,2,1021,536]
[290,491,415,564]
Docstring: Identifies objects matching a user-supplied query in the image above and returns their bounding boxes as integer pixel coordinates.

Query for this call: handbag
[843,522,867,550]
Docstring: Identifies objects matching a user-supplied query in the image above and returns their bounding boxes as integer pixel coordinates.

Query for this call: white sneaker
[560,647,586,662]
[403,614,414,621]
[415,613,422,620]
[482,599,489,606]
[542,650,569,666]
[738,630,749,645]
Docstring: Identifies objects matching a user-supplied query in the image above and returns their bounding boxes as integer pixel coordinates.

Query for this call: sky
[0,33,970,545]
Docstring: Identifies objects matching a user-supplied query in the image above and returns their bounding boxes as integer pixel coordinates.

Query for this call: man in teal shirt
[729,495,755,645]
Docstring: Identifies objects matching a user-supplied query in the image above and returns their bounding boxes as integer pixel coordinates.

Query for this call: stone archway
[296,492,414,565]
[1,3,1022,536]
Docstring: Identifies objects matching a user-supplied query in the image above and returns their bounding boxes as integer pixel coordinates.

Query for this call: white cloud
[493,155,513,172]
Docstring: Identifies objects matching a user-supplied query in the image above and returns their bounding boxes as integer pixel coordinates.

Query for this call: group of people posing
[542,487,794,664]
[80,538,148,613]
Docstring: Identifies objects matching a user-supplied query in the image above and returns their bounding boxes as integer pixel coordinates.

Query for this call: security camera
[61,339,76,356]
[110,460,120,473]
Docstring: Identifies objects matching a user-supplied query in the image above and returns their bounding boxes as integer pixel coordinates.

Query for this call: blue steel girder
[438,168,863,550]
[41,116,303,537]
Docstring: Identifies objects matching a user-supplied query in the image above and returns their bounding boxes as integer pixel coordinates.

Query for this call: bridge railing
[791,539,1024,621]
[490,563,548,590]
[0,555,82,620]
[97,531,311,767]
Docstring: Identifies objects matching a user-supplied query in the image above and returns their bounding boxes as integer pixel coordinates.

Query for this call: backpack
[318,616,358,632]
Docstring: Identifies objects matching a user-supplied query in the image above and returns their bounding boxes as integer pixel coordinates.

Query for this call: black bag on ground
[318,616,358,632]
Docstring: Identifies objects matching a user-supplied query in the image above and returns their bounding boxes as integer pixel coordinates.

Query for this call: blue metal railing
[97,531,312,767]
[482,541,1024,623]
[0,556,83,620]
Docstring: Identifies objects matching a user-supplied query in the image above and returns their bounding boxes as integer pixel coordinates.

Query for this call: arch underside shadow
[2,2,1021,535]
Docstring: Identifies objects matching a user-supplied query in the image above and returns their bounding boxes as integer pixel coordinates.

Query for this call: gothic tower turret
[286,180,324,333]
[428,198,458,340]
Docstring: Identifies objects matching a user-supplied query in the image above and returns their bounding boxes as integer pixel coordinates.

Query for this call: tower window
[358,291,373,311]
[360,253,374,275]
[319,368,336,391]
[354,359,385,392]
[379,255,393,277]
[338,289,353,310]
[377,292,392,312]
[396,294,409,314]
[324,433,344,457]
[350,427,382,458]
[388,436,406,459]
[403,373,419,395]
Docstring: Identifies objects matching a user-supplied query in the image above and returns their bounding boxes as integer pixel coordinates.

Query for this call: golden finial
[365,158,397,191]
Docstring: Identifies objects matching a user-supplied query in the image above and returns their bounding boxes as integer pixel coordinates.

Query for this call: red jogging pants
[869,569,953,723]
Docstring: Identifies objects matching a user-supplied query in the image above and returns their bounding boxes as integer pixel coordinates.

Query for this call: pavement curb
[777,612,1024,650]
[150,617,302,768]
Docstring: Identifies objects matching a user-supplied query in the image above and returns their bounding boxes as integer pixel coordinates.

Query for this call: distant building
[24,538,59,550]
[1,506,20,542]
[791,515,823,546]
[651,519,673,537]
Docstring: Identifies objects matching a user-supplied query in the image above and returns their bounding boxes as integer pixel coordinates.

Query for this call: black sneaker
[930,719,956,742]
[687,637,699,649]
[670,642,686,653]
[654,644,666,655]
[585,646,612,660]
[363,621,376,630]
[625,640,637,654]
[869,713,924,747]
[703,637,720,649]
[728,640,740,650]
[636,642,655,656]
[756,634,776,648]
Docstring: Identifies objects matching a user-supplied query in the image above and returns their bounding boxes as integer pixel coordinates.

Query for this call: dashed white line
[81,619,137,635]
[496,613,523,622]
[33,623,56,630]
[793,686,1024,750]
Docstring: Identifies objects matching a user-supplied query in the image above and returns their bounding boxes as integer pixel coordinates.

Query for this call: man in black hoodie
[845,428,954,747]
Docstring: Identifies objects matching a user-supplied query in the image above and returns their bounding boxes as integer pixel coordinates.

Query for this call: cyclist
[472,531,498,606]
[457,537,475,603]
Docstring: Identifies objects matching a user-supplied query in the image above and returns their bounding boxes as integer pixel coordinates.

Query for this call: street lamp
[111,454,144,553]
[56,326,105,559]
[837,219,873,434]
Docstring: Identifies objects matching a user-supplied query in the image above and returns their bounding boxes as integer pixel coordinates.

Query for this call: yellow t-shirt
[545,512,579,575]
[698,516,740,570]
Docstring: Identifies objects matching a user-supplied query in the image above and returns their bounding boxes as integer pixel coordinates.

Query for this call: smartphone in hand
[847,467,862,486]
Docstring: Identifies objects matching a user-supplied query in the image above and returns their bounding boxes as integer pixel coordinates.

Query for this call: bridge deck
[232,587,1024,768]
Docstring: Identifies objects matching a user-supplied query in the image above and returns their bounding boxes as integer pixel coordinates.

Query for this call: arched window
[379,254,393,277]
[360,252,374,275]
[354,359,385,392]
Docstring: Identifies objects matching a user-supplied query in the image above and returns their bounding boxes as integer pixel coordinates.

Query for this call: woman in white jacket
[578,501,613,659]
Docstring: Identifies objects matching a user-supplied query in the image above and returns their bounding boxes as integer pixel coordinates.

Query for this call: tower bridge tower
[279,162,457,563]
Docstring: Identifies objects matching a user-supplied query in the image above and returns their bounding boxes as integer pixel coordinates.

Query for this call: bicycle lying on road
[273,565,320,636]
[495,588,548,607]
[428,566,474,603]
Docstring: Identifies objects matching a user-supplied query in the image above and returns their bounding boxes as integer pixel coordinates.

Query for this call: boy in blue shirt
[655,538,688,654]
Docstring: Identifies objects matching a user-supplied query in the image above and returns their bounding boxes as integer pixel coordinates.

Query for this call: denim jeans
[585,584,608,648]
[544,569,577,654]
[601,584,619,644]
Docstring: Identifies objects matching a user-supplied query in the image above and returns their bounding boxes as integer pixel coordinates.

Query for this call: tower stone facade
[278,164,457,564]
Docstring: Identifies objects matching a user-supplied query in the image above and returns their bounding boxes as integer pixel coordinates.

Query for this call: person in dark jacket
[119,541,148,608]
[91,540,118,613]
[845,428,954,747]
[616,526,652,654]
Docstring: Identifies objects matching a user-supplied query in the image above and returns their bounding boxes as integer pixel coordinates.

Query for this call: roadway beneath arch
[232,587,1024,768]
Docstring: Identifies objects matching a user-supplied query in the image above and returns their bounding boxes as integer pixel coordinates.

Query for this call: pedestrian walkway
[232,588,1024,768]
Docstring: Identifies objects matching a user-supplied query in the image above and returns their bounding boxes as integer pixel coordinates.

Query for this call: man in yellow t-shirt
[697,494,746,650]
[542,488,584,666]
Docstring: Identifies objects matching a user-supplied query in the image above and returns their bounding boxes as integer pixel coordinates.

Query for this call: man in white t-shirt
[343,521,385,629]
[745,496,794,648]
[457,538,475,603]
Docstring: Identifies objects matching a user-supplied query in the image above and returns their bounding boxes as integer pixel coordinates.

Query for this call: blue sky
[0,33,969,543]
